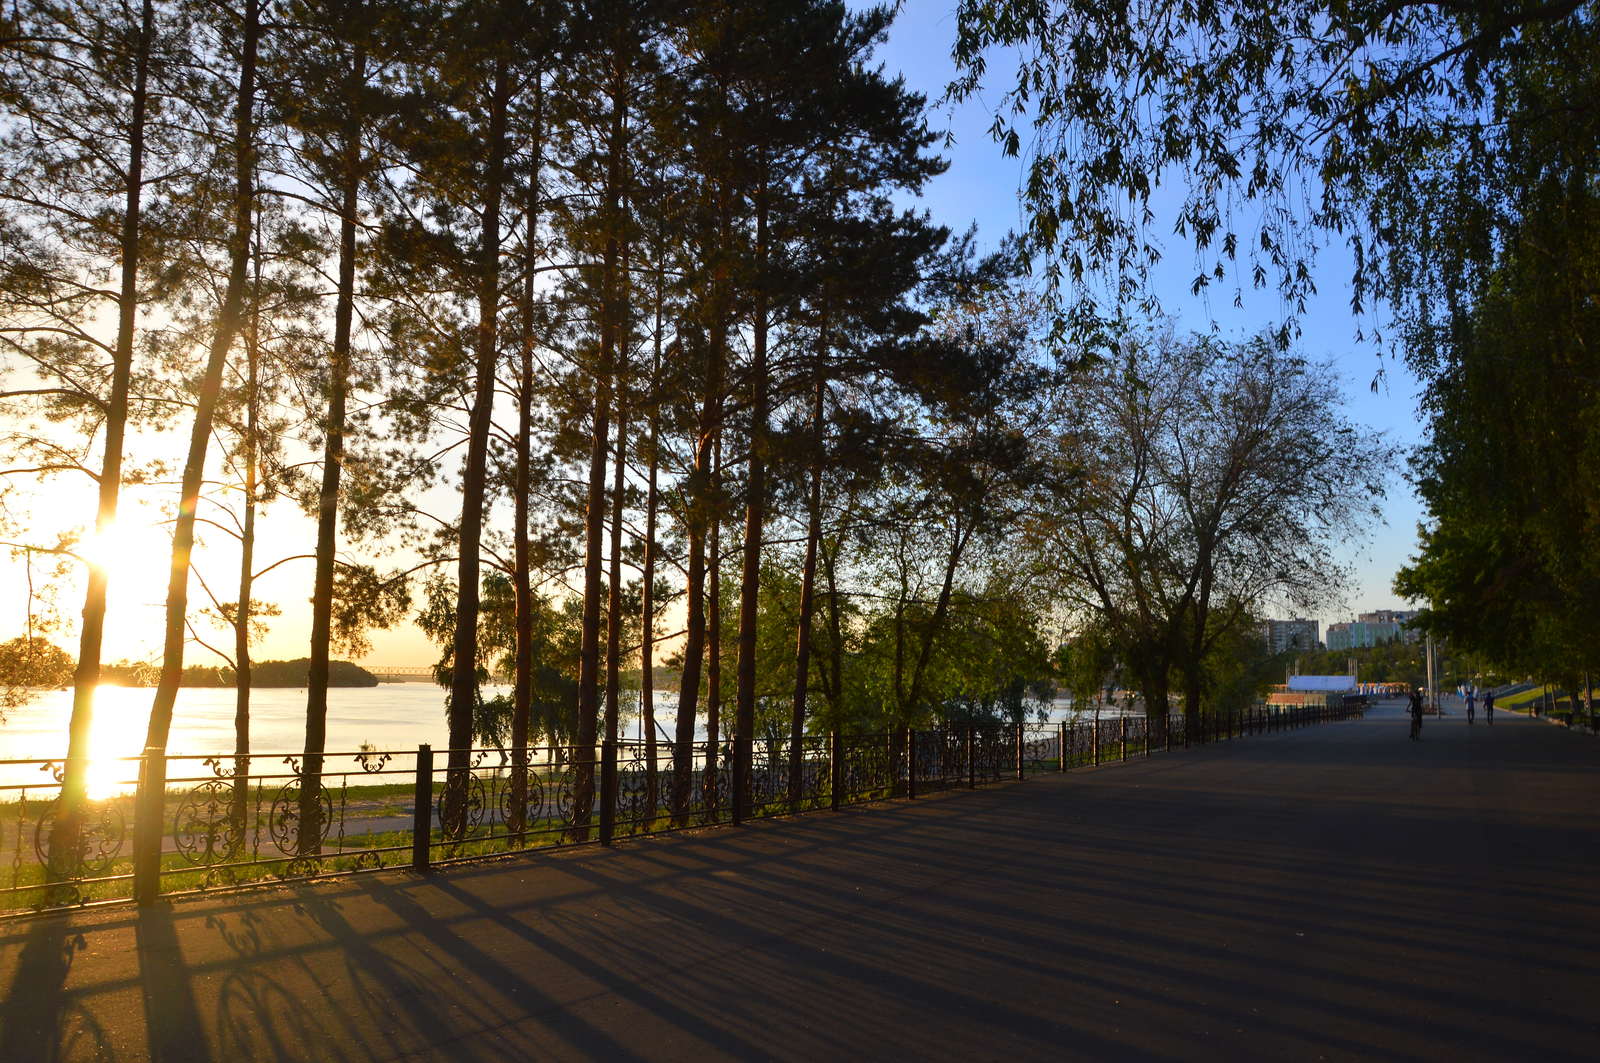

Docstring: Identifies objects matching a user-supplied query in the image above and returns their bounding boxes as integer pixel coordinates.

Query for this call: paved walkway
[2,700,1596,1061]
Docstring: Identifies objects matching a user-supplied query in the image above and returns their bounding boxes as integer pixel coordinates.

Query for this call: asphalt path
[1,699,1595,1061]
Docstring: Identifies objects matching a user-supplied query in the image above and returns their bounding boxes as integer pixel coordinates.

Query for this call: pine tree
[134,0,264,894]
[0,0,185,884]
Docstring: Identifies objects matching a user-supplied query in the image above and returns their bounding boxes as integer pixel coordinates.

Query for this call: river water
[0,683,1116,794]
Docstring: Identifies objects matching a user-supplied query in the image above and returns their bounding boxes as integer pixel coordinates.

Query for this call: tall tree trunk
[639,274,662,817]
[789,367,824,806]
[604,224,631,779]
[1182,578,1212,739]
[573,49,627,840]
[231,234,263,839]
[1180,666,1201,741]
[673,166,730,825]
[574,379,611,840]
[137,0,260,883]
[901,518,971,720]
[603,402,628,792]
[822,538,846,720]
[302,42,367,856]
[706,431,723,810]
[509,78,543,845]
[670,474,707,825]
[1143,670,1171,731]
[733,185,768,821]
[445,59,510,836]
[50,0,156,884]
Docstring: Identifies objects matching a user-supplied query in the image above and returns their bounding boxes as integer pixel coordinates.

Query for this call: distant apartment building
[1326,620,1403,651]
[1265,618,1321,654]
[1359,608,1419,626]
[1357,609,1422,643]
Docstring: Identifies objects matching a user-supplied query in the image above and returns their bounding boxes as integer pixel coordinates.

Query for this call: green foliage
[1055,621,1118,709]
[0,635,74,712]
[1201,627,1279,717]
[1294,640,1429,688]
[1032,326,1394,717]
[418,571,581,748]
[1394,36,1600,681]
[948,0,1600,346]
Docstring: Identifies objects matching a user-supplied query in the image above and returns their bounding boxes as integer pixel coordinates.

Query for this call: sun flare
[79,686,154,799]
[77,518,171,583]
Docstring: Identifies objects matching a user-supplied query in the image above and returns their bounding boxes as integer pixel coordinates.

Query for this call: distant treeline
[102,659,378,689]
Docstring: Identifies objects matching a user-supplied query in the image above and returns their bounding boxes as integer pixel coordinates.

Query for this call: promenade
[2,699,1596,1061]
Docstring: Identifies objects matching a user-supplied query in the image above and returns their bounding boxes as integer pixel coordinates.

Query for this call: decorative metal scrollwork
[354,749,392,773]
[200,863,243,888]
[435,769,487,839]
[268,781,333,855]
[618,752,650,833]
[803,757,827,808]
[556,763,581,823]
[32,800,126,878]
[173,779,245,863]
[498,768,546,832]
[696,758,729,824]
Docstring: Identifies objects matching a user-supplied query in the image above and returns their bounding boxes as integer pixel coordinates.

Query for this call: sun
[72,514,177,659]
[75,515,171,586]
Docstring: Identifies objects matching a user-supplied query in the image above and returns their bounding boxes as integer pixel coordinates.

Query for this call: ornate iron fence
[0,701,1362,915]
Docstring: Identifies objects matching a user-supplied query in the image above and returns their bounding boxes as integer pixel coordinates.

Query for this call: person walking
[1485,689,1495,725]
[1465,686,1476,725]
[1409,687,1424,741]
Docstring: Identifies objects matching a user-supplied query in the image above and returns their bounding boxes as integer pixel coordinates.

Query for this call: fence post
[1058,721,1067,772]
[1093,718,1100,765]
[1120,716,1128,761]
[731,731,746,826]
[907,728,917,799]
[1015,724,1024,780]
[132,745,166,906]
[412,744,433,873]
[1165,714,1173,752]
[599,739,618,843]
[888,730,899,798]
[829,732,842,811]
[966,728,976,789]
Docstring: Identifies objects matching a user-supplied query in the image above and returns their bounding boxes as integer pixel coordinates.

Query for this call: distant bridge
[366,665,435,683]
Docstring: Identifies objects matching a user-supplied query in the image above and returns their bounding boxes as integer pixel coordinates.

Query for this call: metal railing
[0,701,1363,915]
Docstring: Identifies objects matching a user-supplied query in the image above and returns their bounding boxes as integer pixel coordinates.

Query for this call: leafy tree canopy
[0,635,73,713]
[948,0,1600,347]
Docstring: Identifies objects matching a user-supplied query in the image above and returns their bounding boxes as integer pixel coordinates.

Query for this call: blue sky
[873,1,1428,627]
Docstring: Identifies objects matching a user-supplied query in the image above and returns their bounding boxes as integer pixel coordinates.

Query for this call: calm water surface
[1,684,1113,793]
